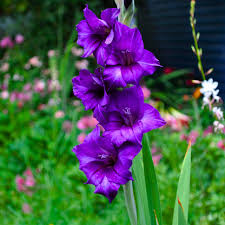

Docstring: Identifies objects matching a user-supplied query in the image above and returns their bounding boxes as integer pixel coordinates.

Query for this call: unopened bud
[191,45,196,54]
[205,68,214,76]
[192,80,201,84]
[196,32,200,41]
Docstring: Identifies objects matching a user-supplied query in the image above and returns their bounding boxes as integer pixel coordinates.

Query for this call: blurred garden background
[0,0,224,224]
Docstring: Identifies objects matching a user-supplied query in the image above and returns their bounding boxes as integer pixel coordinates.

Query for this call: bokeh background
[0,0,224,224]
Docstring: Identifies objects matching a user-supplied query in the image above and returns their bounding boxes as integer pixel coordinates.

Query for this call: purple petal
[100,8,120,27]
[105,28,114,45]
[103,66,126,88]
[114,22,144,58]
[141,104,166,133]
[83,5,108,32]
[72,69,108,110]
[108,86,144,120]
[94,43,111,66]
[121,64,144,85]
[94,176,120,203]
[137,49,161,75]
[76,20,100,57]
[106,121,143,147]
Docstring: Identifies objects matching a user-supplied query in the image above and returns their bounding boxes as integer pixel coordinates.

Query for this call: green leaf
[172,142,192,225]
[178,199,188,225]
[142,134,162,225]
[121,0,136,27]
[160,69,192,82]
[123,181,137,225]
[132,151,151,225]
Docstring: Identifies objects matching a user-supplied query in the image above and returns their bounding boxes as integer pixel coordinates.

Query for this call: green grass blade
[172,142,192,225]
[142,133,162,225]
[160,69,192,82]
[132,151,151,225]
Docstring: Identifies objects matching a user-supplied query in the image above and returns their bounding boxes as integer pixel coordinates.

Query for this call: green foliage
[172,142,191,225]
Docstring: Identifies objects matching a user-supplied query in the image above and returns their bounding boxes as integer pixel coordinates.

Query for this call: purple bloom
[103,22,161,88]
[95,86,166,146]
[73,126,141,202]
[76,5,119,65]
[72,68,109,111]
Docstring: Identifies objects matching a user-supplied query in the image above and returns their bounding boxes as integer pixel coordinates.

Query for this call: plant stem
[123,181,137,225]
[190,0,206,81]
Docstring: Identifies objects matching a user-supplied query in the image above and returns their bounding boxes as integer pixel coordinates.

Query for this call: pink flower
[22,203,32,214]
[16,168,36,195]
[153,154,162,166]
[150,146,162,166]
[141,86,151,99]
[54,110,65,118]
[0,36,13,48]
[63,120,73,133]
[71,46,83,56]
[77,116,98,130]
[75,59,89,70]
[48,80,61,92]
[203,126,213,137]
[180,130,199,144]
[188,131,199,144]
[0,62,9,72]
[1,90,9,99]
[77,133,86,143]
[29,56,42,67]
[48,50,56,58]
[37,104,46,111]
[16,176,26,192]
[217,140,225,150]
[23,83,32,92]
[15,34,24,44]
[34,80,45,93]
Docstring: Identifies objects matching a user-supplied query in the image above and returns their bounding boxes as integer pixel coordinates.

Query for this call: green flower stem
[190,0,206,81]
[123,181,137,225]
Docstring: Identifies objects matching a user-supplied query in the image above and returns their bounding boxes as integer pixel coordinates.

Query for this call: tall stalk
[190,0,209,81]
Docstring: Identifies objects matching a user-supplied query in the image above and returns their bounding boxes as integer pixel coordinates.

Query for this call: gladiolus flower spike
[72,4,166,202]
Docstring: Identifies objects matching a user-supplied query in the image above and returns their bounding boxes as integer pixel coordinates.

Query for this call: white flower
[200,78,220,107]
[213,120,225,132]
[213,107,224,120]
[200,78,218,95]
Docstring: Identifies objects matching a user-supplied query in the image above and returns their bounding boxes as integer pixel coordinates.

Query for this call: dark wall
[138,0,225,100]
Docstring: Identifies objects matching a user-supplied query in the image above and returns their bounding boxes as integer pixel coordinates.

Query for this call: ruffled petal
[84,5,108,32]
[100,8,120,27]
[137,49,161,75]
[94,42,111,66]
[113,22,144,58]
[103,66,126,88]
[141,104,166,133]
[76,20,100,57]
[94,176,120,203]
[121,64,144,85]
[72,69,108,110]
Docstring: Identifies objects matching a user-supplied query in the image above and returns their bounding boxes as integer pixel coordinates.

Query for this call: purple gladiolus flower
[95,86,166,146]
[103,22,161,88]
[73,126,141,202]
[72,68,109,111]
[76,5,119,65]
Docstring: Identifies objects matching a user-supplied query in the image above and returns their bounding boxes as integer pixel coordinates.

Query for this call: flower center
[123,107,134,126]
[98,154,117,167]
[121,50,134,66]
